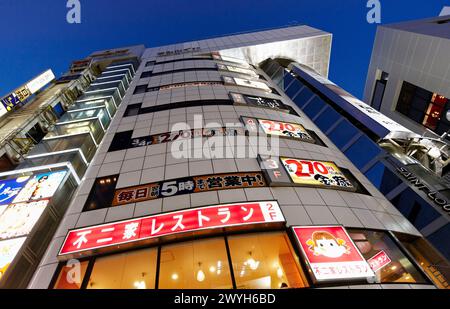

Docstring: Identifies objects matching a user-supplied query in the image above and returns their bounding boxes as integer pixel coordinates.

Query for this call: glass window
[349,229,428,284]
[284,79,303,99]
[124,103,141,117]
[293,86,315,108]
[314,106,341,133]
[302,96,326,119]
[87,248,157,289]
[227,232,308,289]
[390,188,440,230]
[344,135,382,169]
[427,223,450,262]
[83,175,119,211]
[158,238,232,289]
[364,161,402,195]
[133,85,147,95]
[53,260,89,289]
[396,233,450,289]
[327,119,359,149]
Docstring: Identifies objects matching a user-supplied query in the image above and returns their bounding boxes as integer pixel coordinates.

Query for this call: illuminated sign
[259,119,313,141]
[0,200,49,240]
[229,92,289,112]
[222,76,271,92]
[292,226,375,281]
[0,178,28,206]
[281,158,355,190]
[367,250,391,273]
[113,172,266,206]
[241,117,315,144]
[13,171,67,203]
[0,69,55,116]
[60,201,285,256]
[0,237,26,278]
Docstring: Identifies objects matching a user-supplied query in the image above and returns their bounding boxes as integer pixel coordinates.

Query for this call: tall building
[364,15,450,140]
[1,25,443,289]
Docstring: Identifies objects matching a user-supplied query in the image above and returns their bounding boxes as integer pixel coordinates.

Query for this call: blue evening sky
[0,0,447,99]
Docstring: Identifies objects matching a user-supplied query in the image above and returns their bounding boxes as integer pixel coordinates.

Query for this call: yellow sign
[281,157,354,190]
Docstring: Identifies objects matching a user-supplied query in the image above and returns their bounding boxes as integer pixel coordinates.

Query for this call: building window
[140,71,153,78]
[227,232,308,289]
[133,85,147,95]
[123,103,142,117]
[51,231,310,289]
[344,135,382,169]
[302,96,326,119]
[53,260,89,289]
[395,232,450,289]
[349,229,428,284]
[158,238,233,289]
[87,248,158,289]
[364,161,403,195]
[370,71,389,111]
[396,81,449,134]
[83,175,119,211]
[327,119,359,149]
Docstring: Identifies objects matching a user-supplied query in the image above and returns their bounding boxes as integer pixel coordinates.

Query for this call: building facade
[0,25,440,289]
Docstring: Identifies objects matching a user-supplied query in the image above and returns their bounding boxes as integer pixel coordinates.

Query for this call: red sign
[59,201,284,256]
[292,226,374,281]
[367,250,391,273]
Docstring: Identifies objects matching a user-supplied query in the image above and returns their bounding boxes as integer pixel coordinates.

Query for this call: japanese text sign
[281,158,355,191]
[367,250,391,273]
[113,172,266,206]
[292,226,375,281]
[60,201,285,256]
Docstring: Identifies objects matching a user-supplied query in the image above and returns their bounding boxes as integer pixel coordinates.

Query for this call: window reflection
[349,230,427,284]
[227,232,308,289]
[53,260,88,289]
[158,238,232,289]
[87,248,157,289]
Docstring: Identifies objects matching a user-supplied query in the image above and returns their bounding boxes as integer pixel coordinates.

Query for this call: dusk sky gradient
[0,0,447,99]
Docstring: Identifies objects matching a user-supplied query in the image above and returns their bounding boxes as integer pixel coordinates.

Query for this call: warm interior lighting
[276,267,283,279]
[171,273,179,280]
[196,262,205,282]
[134,272,146,289]
[245,251,260,270]
[209,266,216,273]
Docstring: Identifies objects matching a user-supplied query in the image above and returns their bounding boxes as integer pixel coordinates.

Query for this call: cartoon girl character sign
[306,231,350,258]
[293,226,374,281]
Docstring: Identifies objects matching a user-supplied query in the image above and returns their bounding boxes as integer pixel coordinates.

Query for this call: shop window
[227,232,308,289]
[158,238,232,289]
[327,119,359,149]
[396,232,450,289]
[344,135,382,169]
[349,229,428,284]
[83,175,119,211]
[87,248,157,289]
[53,260,89,289]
